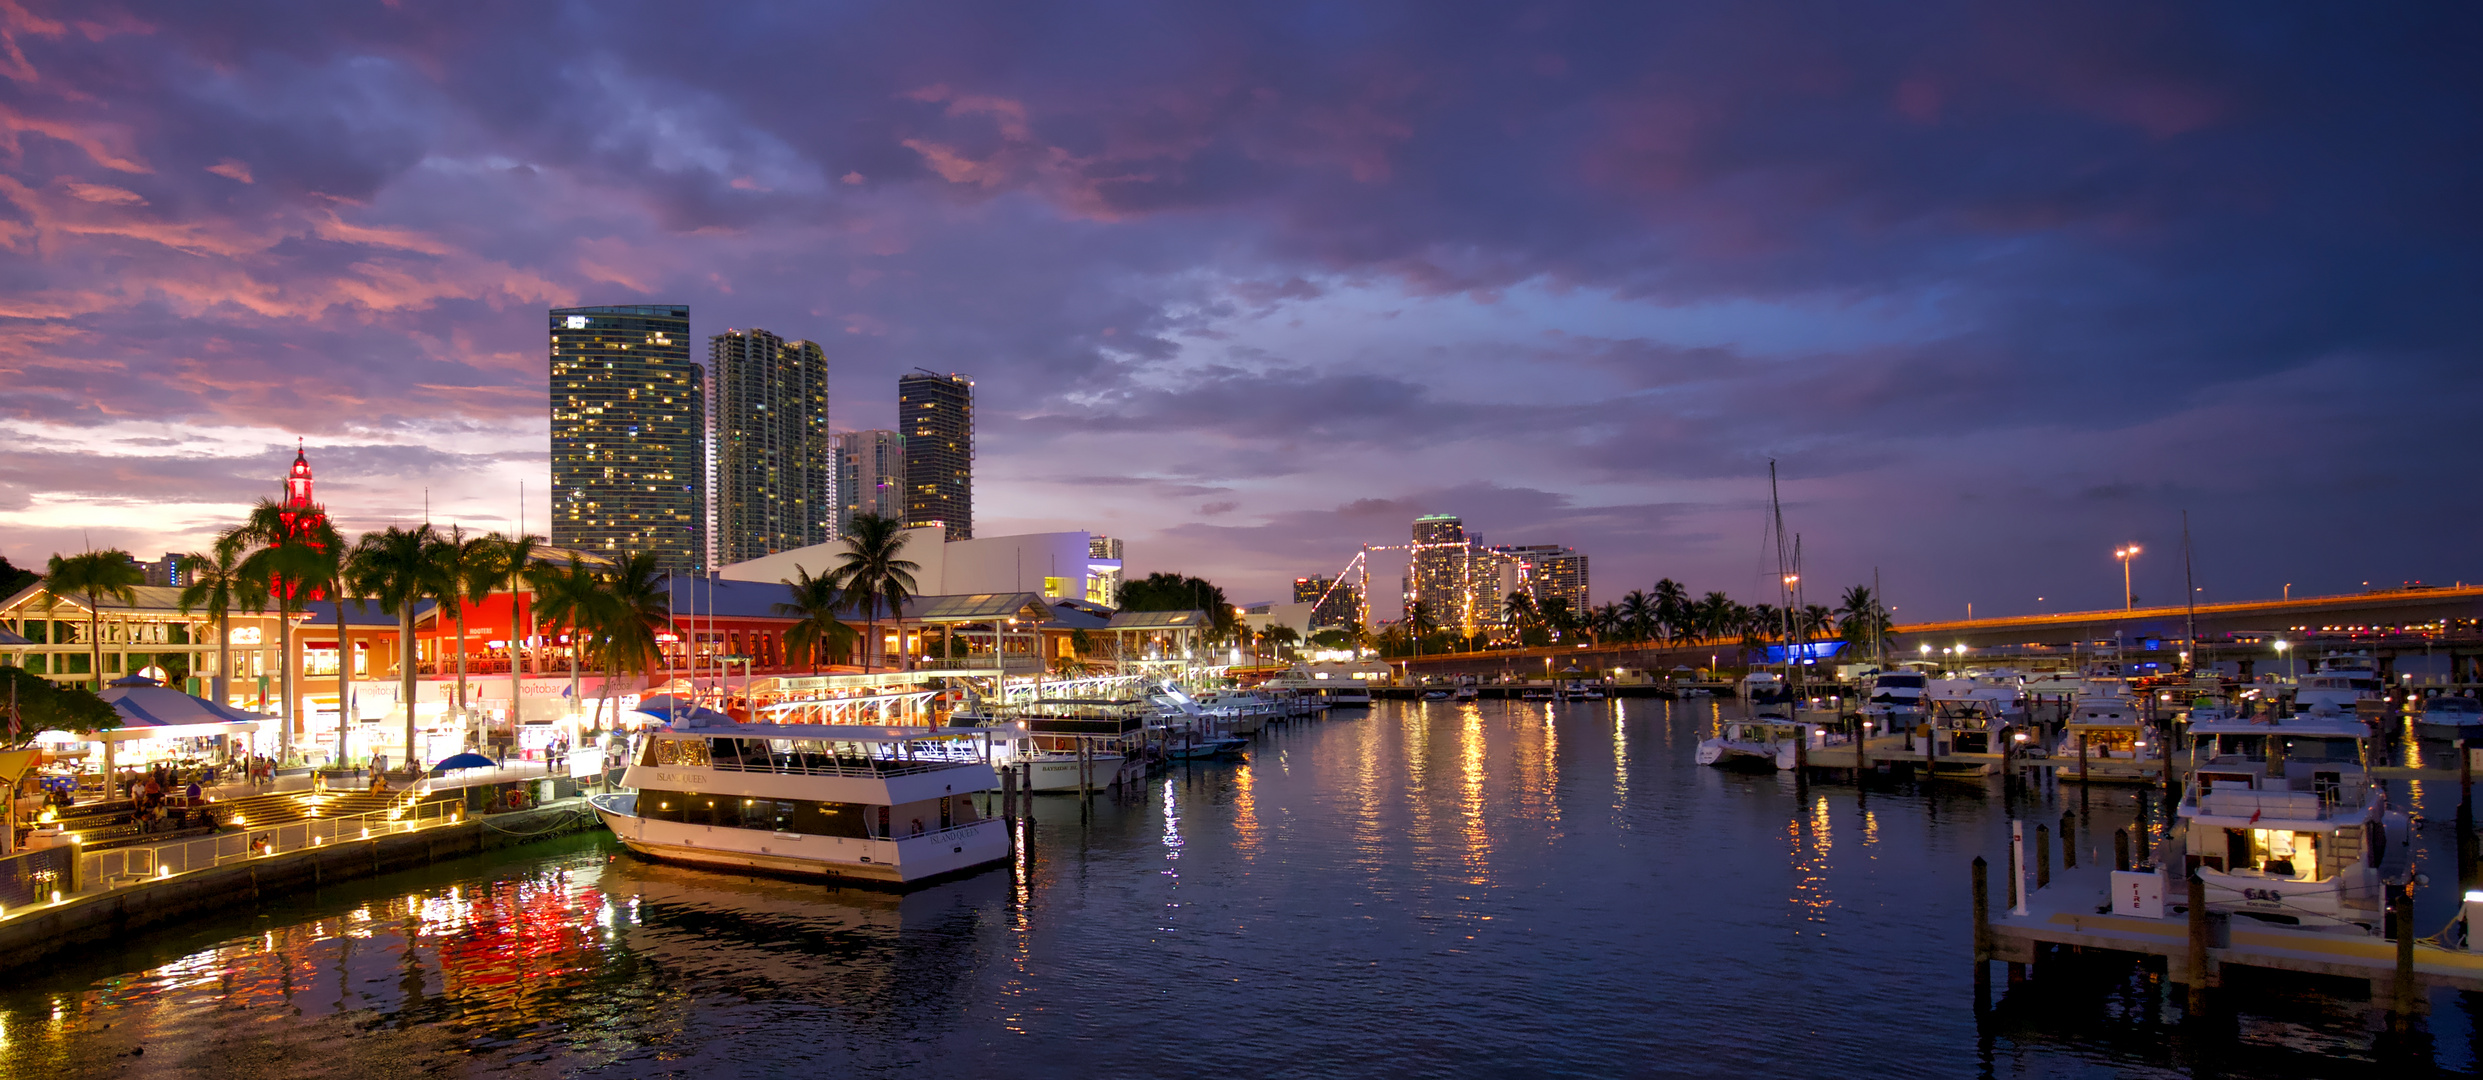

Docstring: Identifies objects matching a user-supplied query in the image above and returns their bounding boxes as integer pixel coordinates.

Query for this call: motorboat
[2295,655,2385,720]
[1422,688,1451,700]
[2049,693,2165,783]
[1861,671,1929,725]
[2175,714,2408,931]
[1697,719,1825,771]
[591,723,1008,885]
[1740,671,1788,703]
[1452,682,1480,703]
[1166,734,1247,760]
[2415,696,2483,741]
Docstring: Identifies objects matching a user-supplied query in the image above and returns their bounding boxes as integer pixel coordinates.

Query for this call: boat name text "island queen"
[653,772,706,784]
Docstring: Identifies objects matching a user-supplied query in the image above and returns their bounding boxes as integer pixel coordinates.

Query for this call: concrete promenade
[0,795,605,976]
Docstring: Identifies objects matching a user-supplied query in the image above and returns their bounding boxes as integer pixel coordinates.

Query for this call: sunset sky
[2,2,2476,618]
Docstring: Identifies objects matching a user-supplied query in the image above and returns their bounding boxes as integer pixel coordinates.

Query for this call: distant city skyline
[3,6,2473,617]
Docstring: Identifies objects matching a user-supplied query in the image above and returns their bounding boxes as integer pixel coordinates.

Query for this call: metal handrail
[65,792,473,896]
[705,757,967,779]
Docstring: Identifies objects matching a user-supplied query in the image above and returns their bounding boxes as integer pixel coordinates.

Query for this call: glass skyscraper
[549,305,705,571]
[898,370,974,540]
[711,328,830,565]
[834,429,905,534]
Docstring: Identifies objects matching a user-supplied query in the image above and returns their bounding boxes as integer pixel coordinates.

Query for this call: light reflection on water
[3,699,2478,1078]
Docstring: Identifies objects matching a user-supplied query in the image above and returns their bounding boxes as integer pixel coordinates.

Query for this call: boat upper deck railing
[2185,782,2369,820]
[702,753,983,780]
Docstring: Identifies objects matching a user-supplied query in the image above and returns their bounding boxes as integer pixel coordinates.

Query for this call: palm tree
[1653,579,1691,643]
[1591,602,1625,645]
[1800,604,1837,642]
[1835,585,1891,655]
[233,500,326,760]
[1617,590,1655,643]
[351,524,447,771]
[774,564,857,675]
[1501,590,1536,633]
[525,556,601,723]
[589,552,670,731]
[1695,592,1735,643]
[291,514,357,763]
[830,513,920,671]
[487,532,544,730]
[1263,624,1301,660]
[175,532,248,707]
[431,525,498,729]
[43,549,143,778]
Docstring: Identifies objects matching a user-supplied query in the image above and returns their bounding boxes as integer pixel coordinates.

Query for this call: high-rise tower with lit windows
[711,328,830,564]
[898,370,974,540]
[549,305,705,571]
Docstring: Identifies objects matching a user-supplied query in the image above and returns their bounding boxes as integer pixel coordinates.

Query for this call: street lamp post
[2275,639,2292,681]
[2114,545,2143,611]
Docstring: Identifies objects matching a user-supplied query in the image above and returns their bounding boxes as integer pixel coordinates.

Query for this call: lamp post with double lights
[2114,545,2142,611]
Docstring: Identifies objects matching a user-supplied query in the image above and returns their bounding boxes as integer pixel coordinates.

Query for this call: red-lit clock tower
[278,440,328,541]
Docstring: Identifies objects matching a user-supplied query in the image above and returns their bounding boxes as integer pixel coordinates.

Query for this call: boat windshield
[2204,733,2266,760]
[2430,698,2481,712]
[2279,735,2362,765]
[1876,675,1926,689]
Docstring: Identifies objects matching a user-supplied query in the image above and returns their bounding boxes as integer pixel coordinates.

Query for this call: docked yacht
[2049,693,2165,783]
[1740,670,1788,702]
[2176,715,2408,931]
[590,723,1008,885]
[1862,671,1929,724]
[1697,718,1826,771]
[2295,655,2385,719]
[2415,696,2483,740]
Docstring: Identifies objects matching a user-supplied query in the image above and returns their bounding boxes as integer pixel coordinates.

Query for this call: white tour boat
[2175,714,2408,931]
[590,723,1008,885]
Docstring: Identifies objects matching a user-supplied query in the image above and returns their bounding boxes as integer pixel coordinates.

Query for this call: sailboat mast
[1769,461,1793,690]
[2183,511,2199,675]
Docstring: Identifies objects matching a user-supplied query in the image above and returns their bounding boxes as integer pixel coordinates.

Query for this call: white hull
[2197,865,2384,929]
[2050,756,2167,783]
[591,793,1008,884]
[1018,754,1125,792]
[1696,739,1796,770]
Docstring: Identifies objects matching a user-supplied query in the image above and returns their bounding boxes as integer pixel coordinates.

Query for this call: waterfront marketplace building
[3,574,1208,774]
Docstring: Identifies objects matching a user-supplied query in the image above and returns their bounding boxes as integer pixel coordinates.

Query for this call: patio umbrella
[631,693,734,728]
[429,752,498,776]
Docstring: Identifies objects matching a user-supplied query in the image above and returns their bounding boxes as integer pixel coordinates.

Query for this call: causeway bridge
[1392,585,2483,682]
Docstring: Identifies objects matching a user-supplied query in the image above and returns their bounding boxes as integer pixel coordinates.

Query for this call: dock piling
[2010,820,2027,915]
[2185,870,2210,1013]
[2394,881,2418,1015]
[2061,812,2076,869]
[2462,740,2477,889]
[1972,855,1992,1005]
[2035,825,2051,891]
[2115,828,2131,872]
[2135,789,2152,862]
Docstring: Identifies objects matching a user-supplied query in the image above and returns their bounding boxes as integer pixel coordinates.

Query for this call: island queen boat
[589,723,1008,885]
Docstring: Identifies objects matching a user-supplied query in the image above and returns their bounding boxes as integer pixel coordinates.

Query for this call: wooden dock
[1973,857,2483,1011]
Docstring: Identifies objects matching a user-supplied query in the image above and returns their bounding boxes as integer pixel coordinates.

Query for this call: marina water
[5,700,2477,1078]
